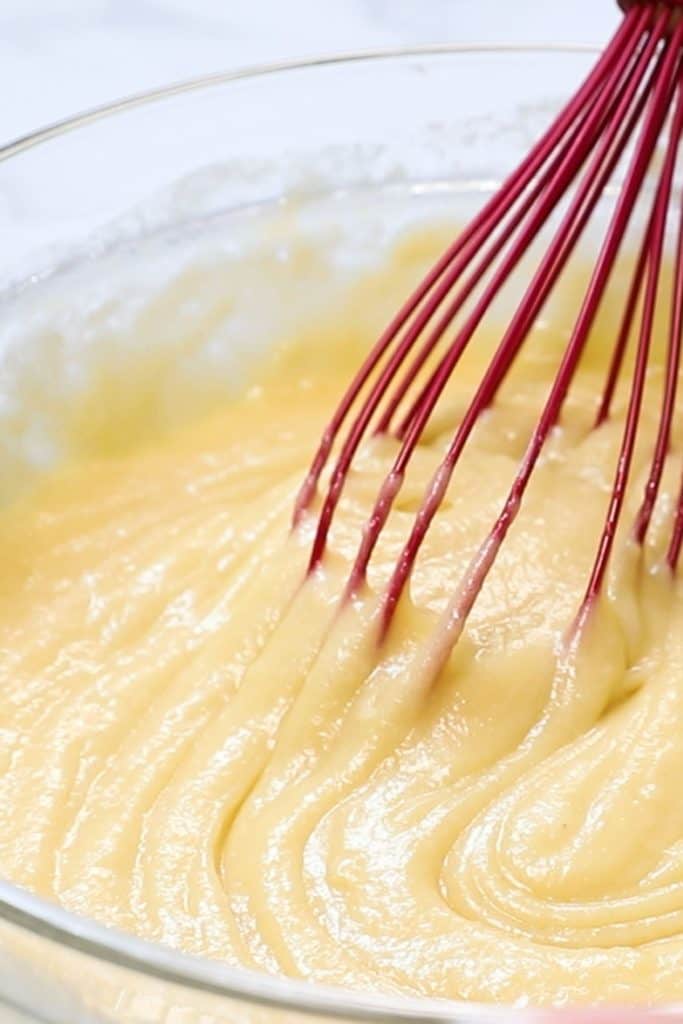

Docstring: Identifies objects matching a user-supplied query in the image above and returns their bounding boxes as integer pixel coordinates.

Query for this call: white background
[1,0,621,146]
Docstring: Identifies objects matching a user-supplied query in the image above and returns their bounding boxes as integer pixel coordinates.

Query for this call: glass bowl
[0,44,669,1024]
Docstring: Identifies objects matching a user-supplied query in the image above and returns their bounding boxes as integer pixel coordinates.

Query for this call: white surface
[0,0,620,147]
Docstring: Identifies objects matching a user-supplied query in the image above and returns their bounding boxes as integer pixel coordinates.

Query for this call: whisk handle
[617,0,683,31]
[618,0,683,11]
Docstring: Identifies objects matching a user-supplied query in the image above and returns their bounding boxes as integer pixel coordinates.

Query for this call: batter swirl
[0,242,681,1007]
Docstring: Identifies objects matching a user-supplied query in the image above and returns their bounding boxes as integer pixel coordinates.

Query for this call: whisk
[294,0,683,664]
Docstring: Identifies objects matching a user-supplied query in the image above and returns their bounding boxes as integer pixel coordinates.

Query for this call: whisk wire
[374,9,670,626]
[669,466,683,567]
[338,9,659,599]
[292,7,642,531]
[580,38,683,626]
[633,94,683,546]
[295,2,683,662]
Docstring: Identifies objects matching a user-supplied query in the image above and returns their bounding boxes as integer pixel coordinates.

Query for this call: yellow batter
[0,235,682,1007]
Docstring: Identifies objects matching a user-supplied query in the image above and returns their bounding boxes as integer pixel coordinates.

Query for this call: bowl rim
[2,40,665,1024]
[0,42,598,162]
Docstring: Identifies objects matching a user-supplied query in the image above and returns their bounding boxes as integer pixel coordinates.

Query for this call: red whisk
[294,0,683,661]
